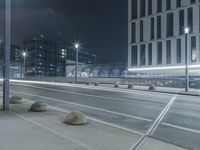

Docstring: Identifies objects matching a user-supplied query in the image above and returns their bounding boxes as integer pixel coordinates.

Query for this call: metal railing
[10,76,200,89]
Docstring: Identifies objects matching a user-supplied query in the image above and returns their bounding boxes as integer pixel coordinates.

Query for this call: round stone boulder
[86,82,91,85]
[30,102,48,112]
[10,96,23,104]
[149,84,156,91]
[114,83,120,88]
[64,111,87,125]
[94,83,99,86]
[127,84,134,89]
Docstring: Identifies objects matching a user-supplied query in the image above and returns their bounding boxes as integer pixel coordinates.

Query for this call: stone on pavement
[10,96,23,104]
[127,84,134,89]
[114,83,120,88]
[94,83,99,86]
[30,102,48,112]
[149,84,156,91]
[64,111,87,125]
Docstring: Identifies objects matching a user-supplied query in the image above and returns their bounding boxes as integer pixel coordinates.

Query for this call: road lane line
[10,80,173,97]
[12,90,153,122]
[173,105,200,112]
[48,105,144,136]
[161,122,200,134]
[49,106,144,136]
[10,111,97,150]
[129,95,177,150]
[22,98,144,136]
[11,83,166,105]
[147,95,177,135]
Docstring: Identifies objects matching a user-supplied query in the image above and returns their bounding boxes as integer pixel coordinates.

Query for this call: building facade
[24,34,66,77]
[0,43,23,78]
[128,0,200,75]
[24,34,96,77]
[65,48,96,65]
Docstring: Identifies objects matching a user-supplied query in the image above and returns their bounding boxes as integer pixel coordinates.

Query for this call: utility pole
[3,0,11,110]
[184,27,189,92]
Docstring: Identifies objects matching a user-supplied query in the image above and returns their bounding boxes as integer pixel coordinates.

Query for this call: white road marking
[11,83,148,103]
[23,98,144,136]
[11,83,168,105]
[173,105,200,112]
[12,90,153,122]
[10,79,173,97]
[162,122,200,134]
[129,95,177,150]
[147,95,177,136]
[49,105,144,136]
[10,111,98,150]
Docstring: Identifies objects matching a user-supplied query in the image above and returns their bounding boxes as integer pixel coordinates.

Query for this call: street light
[22,51,27,78]
[3,0,11,110]
[184,27,189,92]
[74,42,80,84]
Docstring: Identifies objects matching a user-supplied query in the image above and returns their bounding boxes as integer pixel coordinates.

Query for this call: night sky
[1,0,128,63]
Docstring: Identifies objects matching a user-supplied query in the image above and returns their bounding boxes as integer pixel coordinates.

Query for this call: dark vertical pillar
[3,0,11,110]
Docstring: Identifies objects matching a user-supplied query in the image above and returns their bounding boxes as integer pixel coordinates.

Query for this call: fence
[12,76,200,89]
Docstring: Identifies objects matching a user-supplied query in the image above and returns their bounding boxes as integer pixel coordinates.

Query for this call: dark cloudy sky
[0,0,128,63]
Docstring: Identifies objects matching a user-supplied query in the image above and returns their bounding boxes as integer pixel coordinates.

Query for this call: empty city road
[4,81,200,149]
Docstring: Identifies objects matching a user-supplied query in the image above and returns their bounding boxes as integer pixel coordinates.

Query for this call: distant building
[65,48,97,65]
[0,43,22,78]
[24,34,66,77]
[0,43,22,64]
[0,34,97,78]
[128,0,200,76]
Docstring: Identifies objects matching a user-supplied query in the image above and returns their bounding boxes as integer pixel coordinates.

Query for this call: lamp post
[184,27,189,92]
[22,52,27,78]
[3,0,11,110]
[74,43,80,84]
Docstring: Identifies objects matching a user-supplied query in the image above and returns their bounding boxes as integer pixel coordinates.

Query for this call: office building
[0,43,22,77]
[128,0,200,76]
[24,34,66,77]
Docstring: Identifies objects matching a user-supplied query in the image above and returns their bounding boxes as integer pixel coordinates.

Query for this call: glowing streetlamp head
[184,27,189,34]
[75,43,79,49]
[22,52,27,57]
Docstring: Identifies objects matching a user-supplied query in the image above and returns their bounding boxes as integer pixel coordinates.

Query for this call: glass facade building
[0,43,23,77]
[24,34,66,77]
[24,34,97,77]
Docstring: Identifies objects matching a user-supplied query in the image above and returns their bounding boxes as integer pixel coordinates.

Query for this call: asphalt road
[6,81,200,150]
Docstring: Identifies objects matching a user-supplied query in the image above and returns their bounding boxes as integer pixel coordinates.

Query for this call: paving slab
[0,112,87,150]
[152,123,200,150]
[6,101,141,150]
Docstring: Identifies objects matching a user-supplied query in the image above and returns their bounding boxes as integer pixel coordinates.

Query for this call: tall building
[0,43,22,64]
[24,34,66,77]
[0,43,23,77]
[128,0,200,76]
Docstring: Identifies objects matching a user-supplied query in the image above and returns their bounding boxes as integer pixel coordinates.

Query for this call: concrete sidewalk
[0,99,187,150]
[0,100,140,150]
[97,83,200,96]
